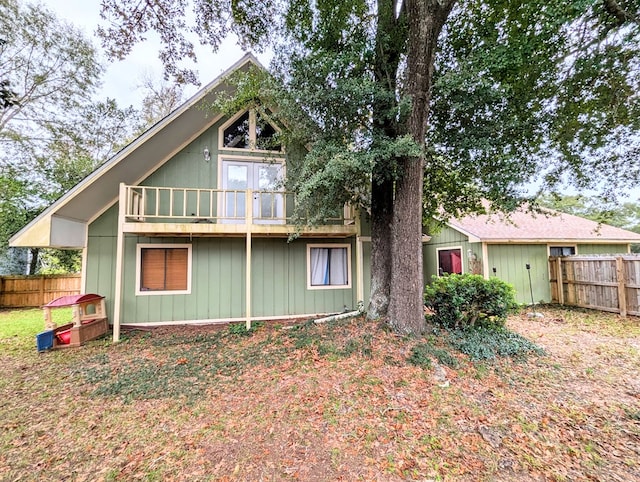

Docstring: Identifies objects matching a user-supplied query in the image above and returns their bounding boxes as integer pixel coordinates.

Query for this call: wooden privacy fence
[549,255,640,317]
[0,274,81,308]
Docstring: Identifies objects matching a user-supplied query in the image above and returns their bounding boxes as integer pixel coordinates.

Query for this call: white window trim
[218,109,283,154]
[217,154,287,223]
[306,243,352,290]
[135,243,192,296]
[217,154,287,190]
[436,246,464,276]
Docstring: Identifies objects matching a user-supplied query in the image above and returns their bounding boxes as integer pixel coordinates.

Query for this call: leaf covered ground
[1,306,639,481]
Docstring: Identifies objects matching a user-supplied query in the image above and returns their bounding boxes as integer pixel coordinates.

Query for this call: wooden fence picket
[0,274,81,308]
[550,255,640,317]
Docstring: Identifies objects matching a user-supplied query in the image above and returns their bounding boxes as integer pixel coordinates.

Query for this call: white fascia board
[9,53,263,248]
[445,223,482,243]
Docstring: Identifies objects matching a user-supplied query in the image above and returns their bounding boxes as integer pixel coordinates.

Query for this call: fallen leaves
[1,307,640,480]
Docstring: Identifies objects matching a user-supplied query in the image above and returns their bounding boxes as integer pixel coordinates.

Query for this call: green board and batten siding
[487,243,630,304]
[423,223,633,304]
[85,118,357,325]
[142,124,218,190]
[576,244,630,255]
[86,212,358,324]
[85,205,118,319]
[423,226,479,283]
[486,244,550,304]
[251,238,358,317]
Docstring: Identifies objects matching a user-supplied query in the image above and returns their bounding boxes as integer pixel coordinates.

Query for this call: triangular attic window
[221,110,281,152]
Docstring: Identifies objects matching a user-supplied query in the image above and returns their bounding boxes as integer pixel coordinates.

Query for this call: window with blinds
[137,245,191,294]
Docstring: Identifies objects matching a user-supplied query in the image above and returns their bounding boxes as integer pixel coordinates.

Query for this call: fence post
[555,257,564,305]
[565,260,575,305]
[40,275,45,306]
[616,256,627,317]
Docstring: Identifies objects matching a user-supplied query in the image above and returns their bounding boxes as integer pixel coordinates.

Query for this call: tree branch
[603,0,640,26]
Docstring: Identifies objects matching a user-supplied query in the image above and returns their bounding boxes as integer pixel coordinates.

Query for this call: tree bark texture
[367,0,404,321]
[388,0,455,334]
[368,176,394,320]
[28,247,39,275]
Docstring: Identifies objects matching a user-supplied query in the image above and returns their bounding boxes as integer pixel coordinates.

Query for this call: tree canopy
[99,0,640,333]
[539,193,640,233]
[0,0,103,144]
[430,1,640,202]
[0,0,141,274]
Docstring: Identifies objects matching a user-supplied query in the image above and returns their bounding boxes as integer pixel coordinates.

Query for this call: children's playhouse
[36,294,109,351]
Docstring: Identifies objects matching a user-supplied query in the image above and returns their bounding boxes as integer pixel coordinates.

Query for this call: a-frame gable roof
[10,53,263,248]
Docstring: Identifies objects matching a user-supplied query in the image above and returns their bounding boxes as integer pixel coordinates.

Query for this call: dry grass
[1,306,639,481]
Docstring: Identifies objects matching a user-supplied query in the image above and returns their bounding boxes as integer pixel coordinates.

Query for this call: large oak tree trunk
[389,157,425,334]
[388,0,455,334]
[368,176,394,319]
[367,0,404,321]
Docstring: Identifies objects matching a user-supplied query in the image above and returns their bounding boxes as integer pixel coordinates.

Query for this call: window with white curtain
[307,244,351,289]
[549,246,576,256]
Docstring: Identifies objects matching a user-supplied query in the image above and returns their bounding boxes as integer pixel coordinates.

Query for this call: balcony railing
[122,185,355,226]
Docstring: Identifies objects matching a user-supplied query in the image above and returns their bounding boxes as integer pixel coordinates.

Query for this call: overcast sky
[39,0,259,108]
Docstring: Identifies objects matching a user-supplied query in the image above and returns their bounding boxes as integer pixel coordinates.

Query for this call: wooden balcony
[119,184,358,238]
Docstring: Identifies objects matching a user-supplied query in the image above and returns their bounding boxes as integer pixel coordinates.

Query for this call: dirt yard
[1,306,639,481]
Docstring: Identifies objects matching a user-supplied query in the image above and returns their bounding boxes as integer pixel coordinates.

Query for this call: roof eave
[9,53,263,248]
[480,238,640,244]
[444,222,482,243]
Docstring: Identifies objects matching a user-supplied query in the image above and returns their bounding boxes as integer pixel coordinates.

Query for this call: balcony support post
[356,210,366,307]
[245,189,253,330]
[113,182,126,342]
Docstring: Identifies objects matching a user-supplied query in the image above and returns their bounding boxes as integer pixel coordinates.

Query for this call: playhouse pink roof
[448,207,640,244]
[44,294,104,308]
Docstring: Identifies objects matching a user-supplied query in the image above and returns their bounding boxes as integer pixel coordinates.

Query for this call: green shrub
[227,322,254,336]
[424,274,519,330]
[408,342,459,369]
[447,327,545,361]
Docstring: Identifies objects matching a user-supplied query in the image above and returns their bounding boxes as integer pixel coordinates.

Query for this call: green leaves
[0,1,142,274]
[446,326,545,361]
[431,0,640,209]
[424,274,519,330]
[0,171,31,247]
[97,0,640,210]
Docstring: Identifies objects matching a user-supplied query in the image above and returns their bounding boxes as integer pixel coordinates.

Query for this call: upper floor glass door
[221,160,284,224]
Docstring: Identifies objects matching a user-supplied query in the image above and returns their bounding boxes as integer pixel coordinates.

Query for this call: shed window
[438,248,463,275]
[307,244,351,289]
[137,244,191,295]
[549,246,576,256]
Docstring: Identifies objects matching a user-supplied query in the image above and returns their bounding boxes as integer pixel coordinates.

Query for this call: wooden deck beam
[121,221,357,238]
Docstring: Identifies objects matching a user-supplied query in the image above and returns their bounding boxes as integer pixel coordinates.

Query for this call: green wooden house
[424,207,640,304]
[10,54,372,341]
[14,54,639,333]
